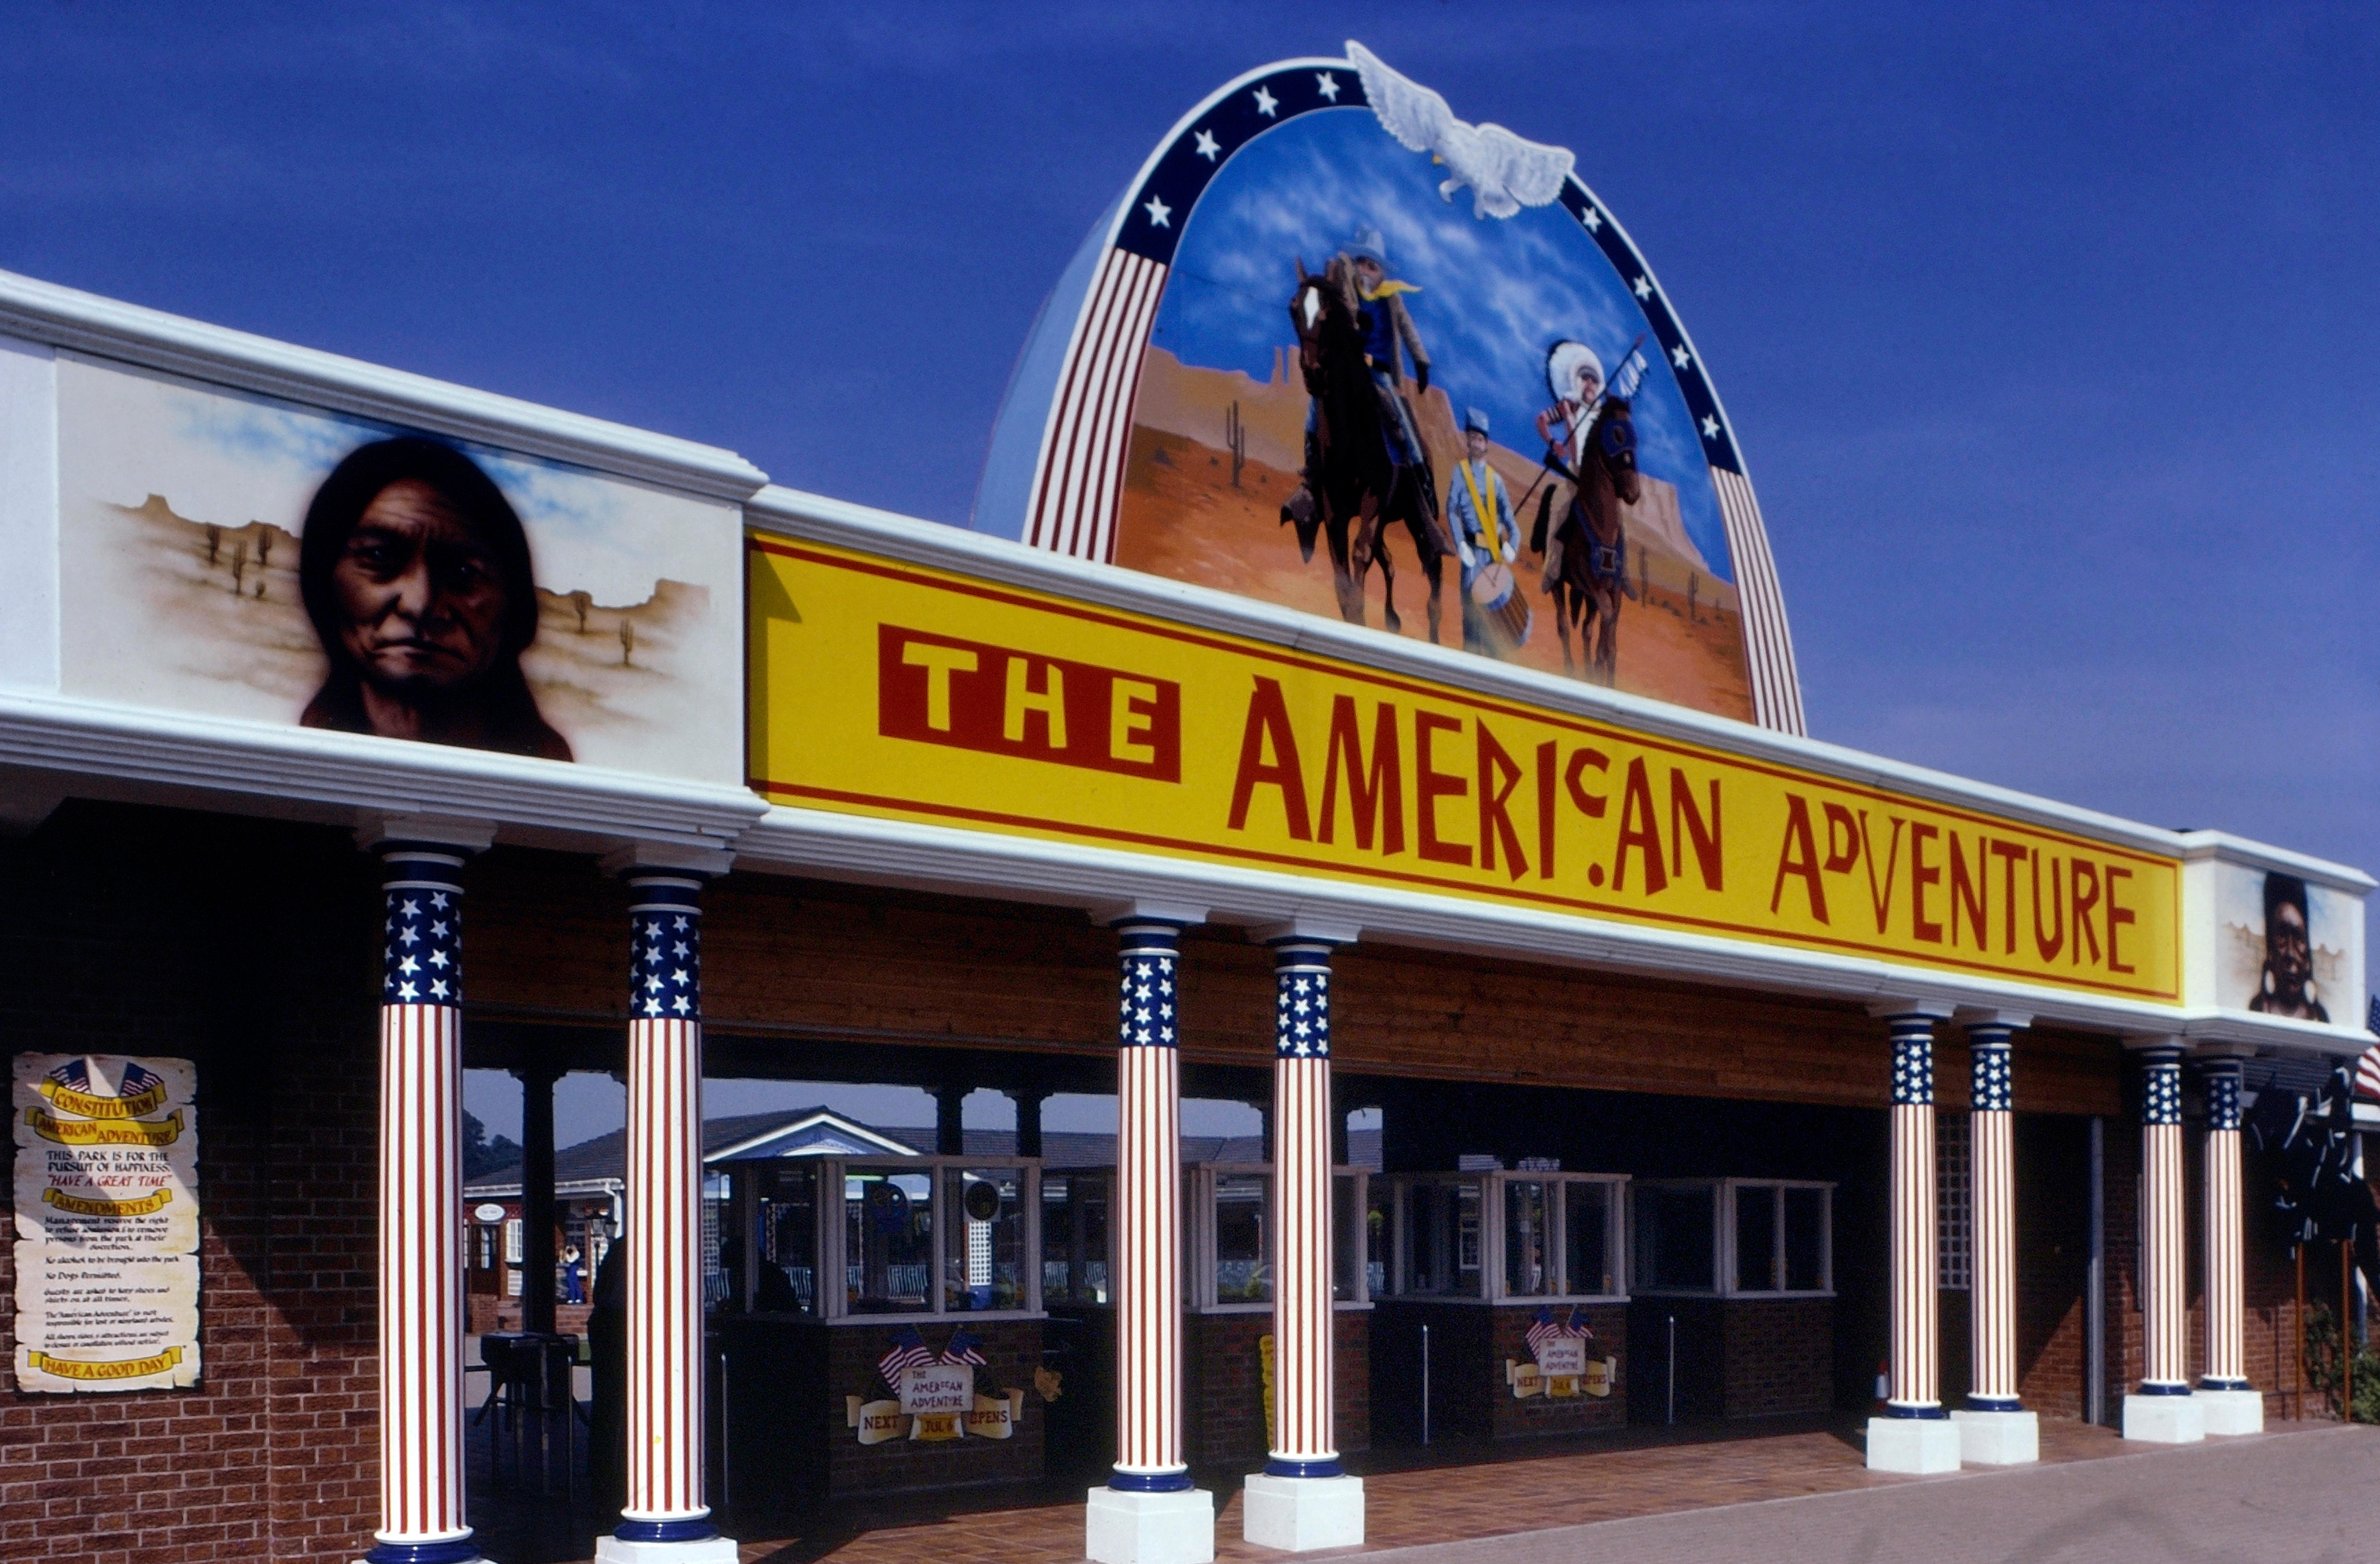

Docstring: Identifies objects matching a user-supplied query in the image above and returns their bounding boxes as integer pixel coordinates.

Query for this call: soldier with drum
[1447,407,1524,656]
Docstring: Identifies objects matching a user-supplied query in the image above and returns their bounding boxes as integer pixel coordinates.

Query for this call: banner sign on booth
[749,536,2182,1003]
[12,1055,201,1393]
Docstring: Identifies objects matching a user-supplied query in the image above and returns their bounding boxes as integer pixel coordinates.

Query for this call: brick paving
[666,1416,2338,1564]
[470,1413,2363,1564]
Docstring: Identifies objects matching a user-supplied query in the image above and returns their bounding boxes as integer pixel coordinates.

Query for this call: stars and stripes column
[1884,1011,1946,1418]
[1267,938,1341,1481]
[607,870,735,1562]
[368,842,480,1564]
[1110,919,1191,1493]
[1965,1022,2022,1412]
[2137,1044,2190,1396]
[2199,1055,2249,1393]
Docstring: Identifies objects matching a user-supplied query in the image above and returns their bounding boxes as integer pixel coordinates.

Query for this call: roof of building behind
[466,1105,1383,1193]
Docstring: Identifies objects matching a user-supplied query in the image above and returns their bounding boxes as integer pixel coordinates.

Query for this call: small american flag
[878,1327,935,1385]
[1524,1309,1561,1358]
[2355,1042,2380,1107]
[942,1328,989,1367]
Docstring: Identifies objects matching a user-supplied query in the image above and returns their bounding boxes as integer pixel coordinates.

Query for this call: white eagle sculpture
[1346,41,1575,221]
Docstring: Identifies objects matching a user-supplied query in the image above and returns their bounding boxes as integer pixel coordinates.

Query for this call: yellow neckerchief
[1359,279,1423,299]
[1459,458,1503,559]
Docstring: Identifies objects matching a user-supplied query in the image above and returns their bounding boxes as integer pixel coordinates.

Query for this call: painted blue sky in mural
[1150,108,1732,581]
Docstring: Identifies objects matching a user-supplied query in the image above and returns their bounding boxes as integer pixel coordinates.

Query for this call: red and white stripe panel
[623,1016,708,1523]
[1970,1107,2018,1402]
[2142,1121,2188,1386]
[2204,1126,2245,1384]
[1272,1051,1335,1465]
[1708,465,1806,737]
[1114,1038,1183,1476]
[1023,247,1170,563]
[1889,1100,1940,1408]
[376,1002,467,1548]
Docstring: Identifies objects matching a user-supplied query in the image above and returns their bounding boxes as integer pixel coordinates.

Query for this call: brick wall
[1372,1302,1624,1442]
[0,804,384,1564]
[1716,1298,1829,1418]
[1179,1309,1370,1469]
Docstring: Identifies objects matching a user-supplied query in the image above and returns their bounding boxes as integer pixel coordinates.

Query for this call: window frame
[1383,1171,1630,1305]
[1630,1178,1836,1299]
[1186,1162,1372,1314]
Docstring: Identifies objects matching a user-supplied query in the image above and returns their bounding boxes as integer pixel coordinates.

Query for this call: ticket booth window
[1633,1183,1716,1293]
[1364,1181,1391,1298]
[945,1167,1028,1311]
[1389,1173,1626,1301]
[845,1166,935,1314]
[1504,1181,1552,1296]
[757,1162,819,1315]
[1402,1177,1482,1297]
[1213,1171,1271,1304]
[1186,1164,1370,1311]
[1632,1179,1833,1297]
[1041,1172,1110,1304]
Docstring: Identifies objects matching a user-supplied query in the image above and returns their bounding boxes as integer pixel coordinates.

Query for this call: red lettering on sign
[878,625,1181,782]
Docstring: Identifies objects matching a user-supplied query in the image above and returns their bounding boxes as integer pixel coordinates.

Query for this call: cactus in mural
[1226,400,1246,489]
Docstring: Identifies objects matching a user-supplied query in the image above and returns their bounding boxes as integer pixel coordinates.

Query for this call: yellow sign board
[749,537,2180,1003]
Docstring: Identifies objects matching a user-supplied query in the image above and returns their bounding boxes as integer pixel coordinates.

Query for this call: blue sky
[1150,107,1730,577]
[5,3,2372,1141]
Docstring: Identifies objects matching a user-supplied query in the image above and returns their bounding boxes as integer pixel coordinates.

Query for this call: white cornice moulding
[745,487,2367,881]
[2174,830,2376,894]
[0,691,765,851]
[0,270,769,502]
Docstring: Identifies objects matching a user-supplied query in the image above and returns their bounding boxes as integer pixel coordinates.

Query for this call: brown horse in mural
[1282,257,1445,641]
[1532,396,1640,685]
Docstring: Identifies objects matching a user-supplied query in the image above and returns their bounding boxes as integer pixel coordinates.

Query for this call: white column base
[1864,1416,1962,1474]
[2197,1388,2266,1435]
[1242,1474,1365,1552]
[1949,1408,2039,1465]
[1087,1486,1216,1564]
[2122,1393,2205,1444]
[595,1533,741,1564]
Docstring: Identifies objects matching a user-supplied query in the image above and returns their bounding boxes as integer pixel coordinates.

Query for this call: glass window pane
[757,1162,818,1315]
[845,1166,933,1313]
[1333,1174,1359,1302]
[1214,1173,1271,1303]
[1564,1183,1612,1296]
[1735,1186,1778,1293]
[946,1168,1026,1311]
[1504,1181,1551,1296]
[1403,1180,1482,1296]
[1041,1174,1072,1302]
[1784,1187,1827,1291]
[1634,1184,1715,1291]
[1366,1180,1391,1298]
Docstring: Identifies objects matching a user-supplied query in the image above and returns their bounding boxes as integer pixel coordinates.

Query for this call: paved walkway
[711,1418,2375,1564]
[1367,1423,2380,1564]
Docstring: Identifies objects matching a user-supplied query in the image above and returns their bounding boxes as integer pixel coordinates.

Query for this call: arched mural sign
[976,43,1804,732]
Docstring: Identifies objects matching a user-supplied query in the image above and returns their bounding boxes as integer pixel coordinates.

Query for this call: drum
[1470,561,1533,652]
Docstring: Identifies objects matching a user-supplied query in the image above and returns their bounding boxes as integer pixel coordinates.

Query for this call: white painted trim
[2175,830,2375,894]
[0,689,765,851]
[0,269,768,501]
[0,333,59,693]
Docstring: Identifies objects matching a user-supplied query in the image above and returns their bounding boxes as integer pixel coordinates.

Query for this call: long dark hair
[298,436,570,759]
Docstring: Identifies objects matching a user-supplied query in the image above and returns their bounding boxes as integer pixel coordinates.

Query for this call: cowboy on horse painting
[1532,340,1640,685]
[1292,226,1436,523]
[1282,227,1449,640]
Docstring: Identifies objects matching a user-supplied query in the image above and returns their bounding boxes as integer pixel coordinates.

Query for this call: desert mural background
[54,357,743,784]
[1109,105,1757,721]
